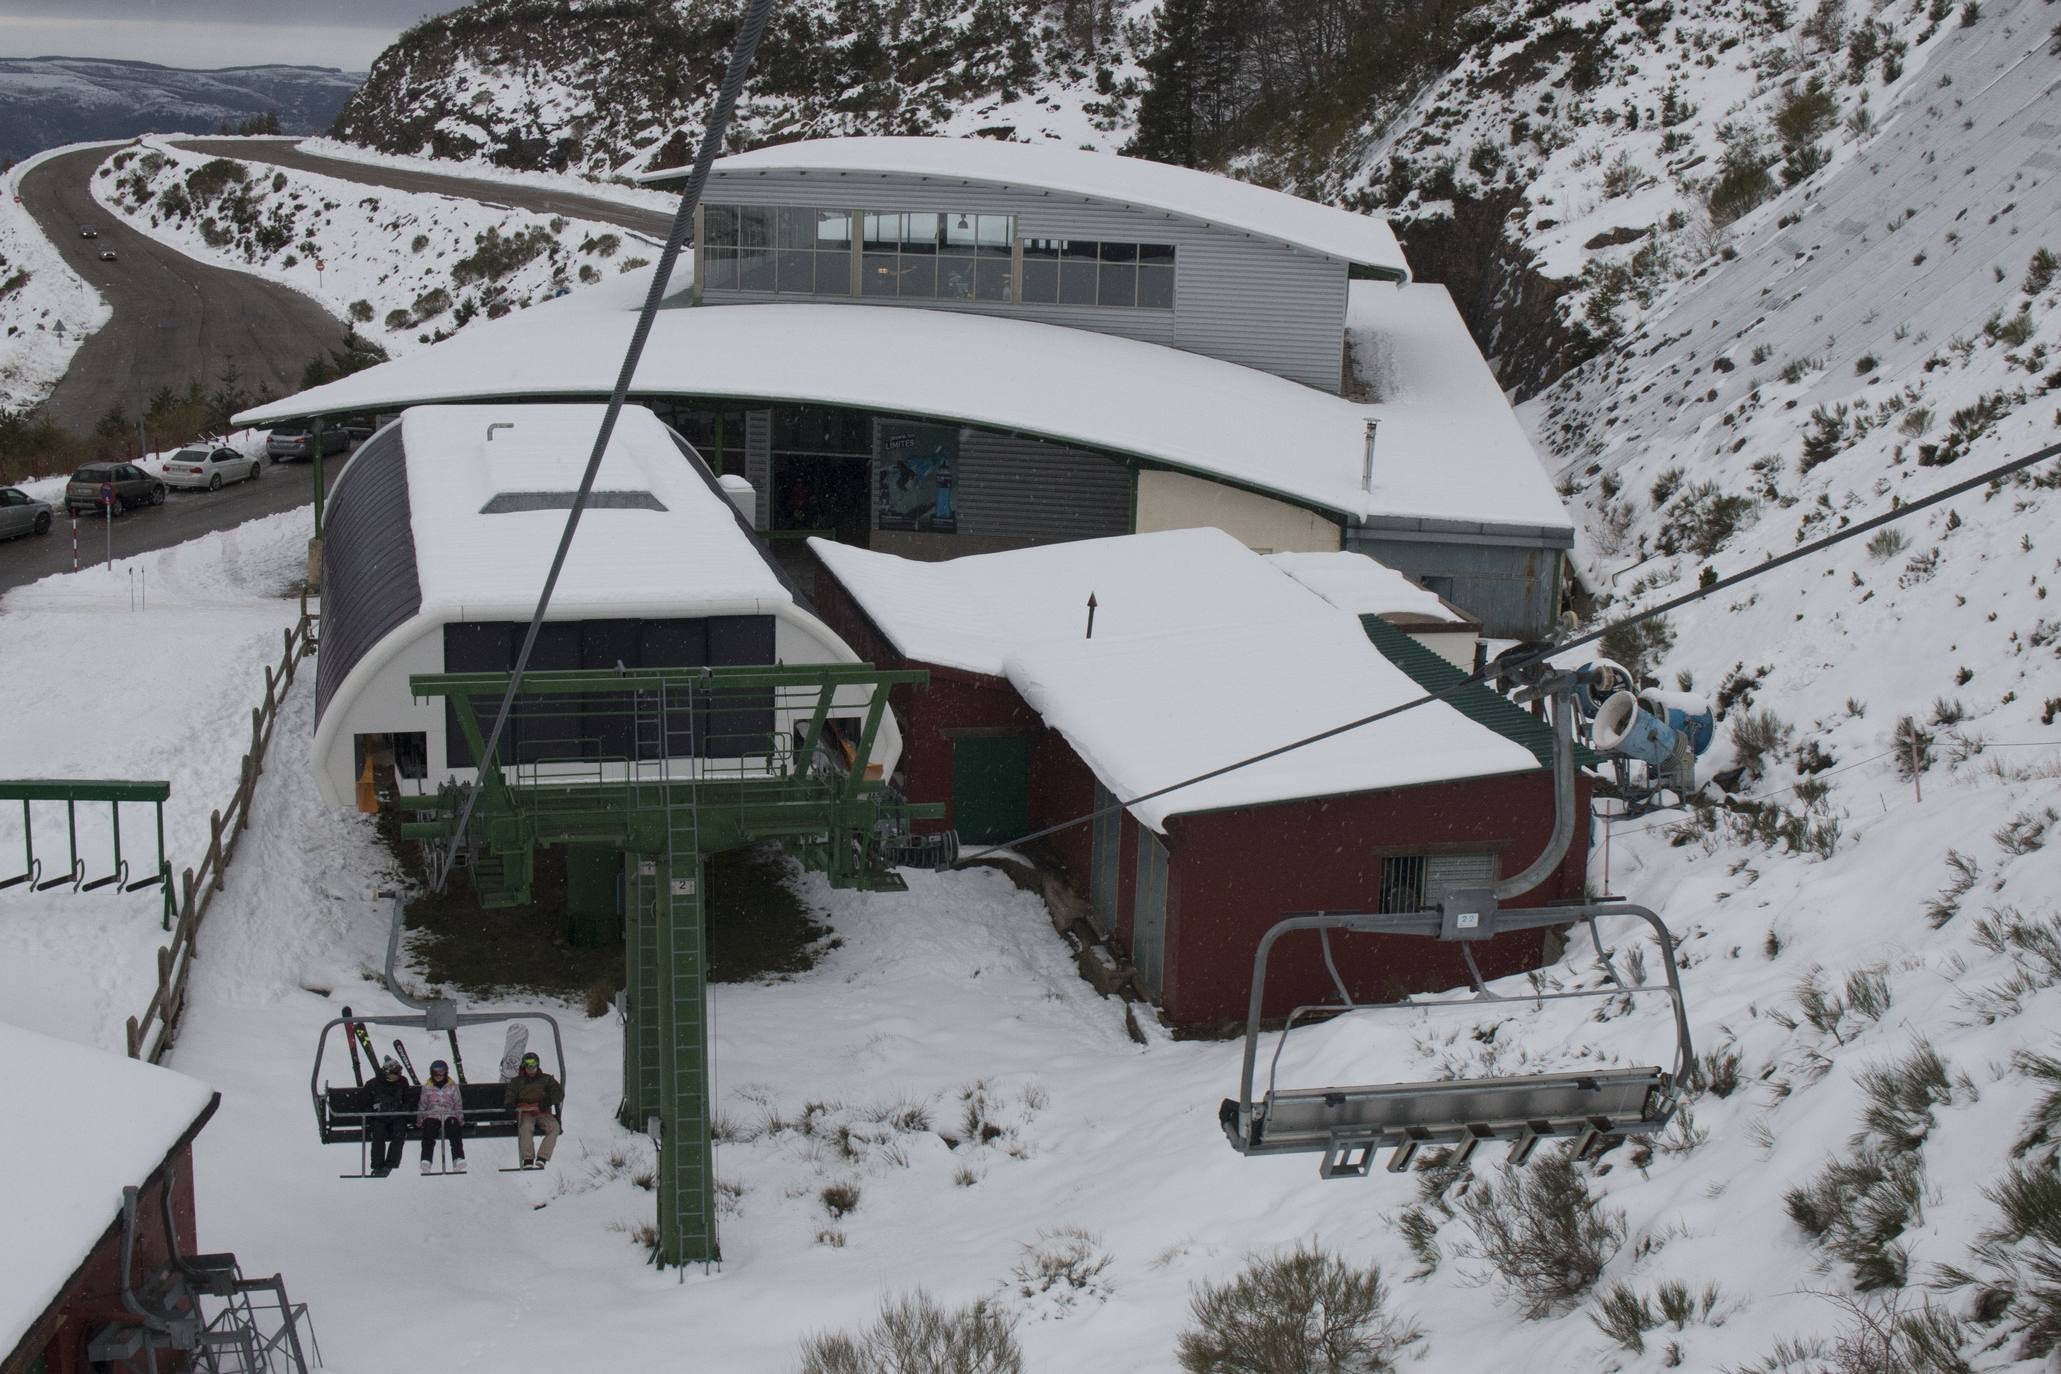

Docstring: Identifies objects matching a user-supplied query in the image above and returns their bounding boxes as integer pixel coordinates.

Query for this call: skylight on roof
[479,490,667,514]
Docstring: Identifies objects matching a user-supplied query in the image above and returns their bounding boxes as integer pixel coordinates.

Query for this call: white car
[159,445,261,491]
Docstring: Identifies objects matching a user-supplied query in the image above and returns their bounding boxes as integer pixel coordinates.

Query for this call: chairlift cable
[431,0,779,893]
[956,438,2061,866]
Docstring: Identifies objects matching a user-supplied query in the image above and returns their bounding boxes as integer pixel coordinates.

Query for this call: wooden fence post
[180,867,198,957]
[126,1016,141,1059]
[251,708,265,775]
[156,945,173,1018]
[208,809,224,892]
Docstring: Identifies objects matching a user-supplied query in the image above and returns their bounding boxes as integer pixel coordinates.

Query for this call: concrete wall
[1134,469,1342,554]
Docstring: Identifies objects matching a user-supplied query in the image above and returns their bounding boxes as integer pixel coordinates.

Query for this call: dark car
[266,422,350,463]
[79,227,98,239]
[98,249,118,262]
[65,462,164,516]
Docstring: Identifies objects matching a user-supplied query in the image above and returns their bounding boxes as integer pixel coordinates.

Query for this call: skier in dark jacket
[504,1052,563,1168]
[415,1059,466,1174]
[361,1058,413,1177]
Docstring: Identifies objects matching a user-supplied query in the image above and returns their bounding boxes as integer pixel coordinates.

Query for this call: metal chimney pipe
[1361,419,1378,492]
[486,422,514,443]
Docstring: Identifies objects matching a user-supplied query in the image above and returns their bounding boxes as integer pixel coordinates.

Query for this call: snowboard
[499,1023,531,1081]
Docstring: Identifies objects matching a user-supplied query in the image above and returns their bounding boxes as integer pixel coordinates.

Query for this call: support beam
[620,851,661,1132]
[654,848,715,1266]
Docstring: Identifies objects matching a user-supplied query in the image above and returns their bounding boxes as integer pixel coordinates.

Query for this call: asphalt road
[19,145,355,435]
[0,456,340,599]
[174,137,676,241]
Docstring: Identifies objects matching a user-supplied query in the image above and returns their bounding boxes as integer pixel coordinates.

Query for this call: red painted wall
[1160,770,1592,1027]
[13,1146,198,1374]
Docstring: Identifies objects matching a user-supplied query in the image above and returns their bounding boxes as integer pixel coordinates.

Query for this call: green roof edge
[1358,616,1603,771]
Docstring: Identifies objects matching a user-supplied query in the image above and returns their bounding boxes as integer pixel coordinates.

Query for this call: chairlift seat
[1223,1064,1676,1173]
[318,1082,557,1144]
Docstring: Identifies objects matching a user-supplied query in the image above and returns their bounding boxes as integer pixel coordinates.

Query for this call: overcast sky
[0,1,474,72]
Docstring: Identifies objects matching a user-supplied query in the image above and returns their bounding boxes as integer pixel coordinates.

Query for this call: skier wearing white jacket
[416,1059,467,1174]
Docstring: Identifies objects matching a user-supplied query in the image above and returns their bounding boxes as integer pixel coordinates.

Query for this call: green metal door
[952,735,1030,844]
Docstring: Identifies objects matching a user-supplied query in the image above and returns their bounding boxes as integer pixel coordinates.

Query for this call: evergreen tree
[1126,0,1208,165]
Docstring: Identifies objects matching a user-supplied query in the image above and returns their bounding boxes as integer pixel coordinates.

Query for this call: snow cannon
[1636,688,1715,757]
[1592,691,1684,768]
[1572,660,1637,721]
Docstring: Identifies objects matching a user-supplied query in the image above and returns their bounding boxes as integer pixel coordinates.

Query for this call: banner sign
[876,421,958,533]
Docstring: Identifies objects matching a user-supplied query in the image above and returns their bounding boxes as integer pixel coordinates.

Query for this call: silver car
[0,486,54,539]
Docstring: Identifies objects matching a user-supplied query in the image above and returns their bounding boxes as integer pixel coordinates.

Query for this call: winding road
[3,137,676,599]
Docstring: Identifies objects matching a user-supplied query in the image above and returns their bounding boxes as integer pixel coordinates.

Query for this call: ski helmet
[521,1052,540,1069]
[430,1059,449,1076]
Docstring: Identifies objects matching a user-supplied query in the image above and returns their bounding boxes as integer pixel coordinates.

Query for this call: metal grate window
[1378,854,1496,913]
[1377,856,1426,914]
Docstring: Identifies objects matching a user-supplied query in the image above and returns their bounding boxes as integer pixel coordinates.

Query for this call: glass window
[901,212,939,254]
[937,253,977,299]
[703,205,737,248]
[863,212,900,253]
[900,254,937,299]
[816,248,851,295]
[974,257,1012,301]
[1058,258,1097,306]
[943,214,979,252]
[1018,237,1176,308]
[703,247,738,290]
[738,243,774,292]
[777,206,816,250]
[861,252,899,296]
[815,211,853,251]
[977,214,1011,249]
[1137,263,1175,309]
[1098,262,1136,307]
[1020,238,1059,304]
[736,206,775,250]
[776,249,813,293]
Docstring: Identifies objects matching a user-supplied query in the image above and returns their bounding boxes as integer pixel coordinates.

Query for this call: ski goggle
[521,1054,540,1067]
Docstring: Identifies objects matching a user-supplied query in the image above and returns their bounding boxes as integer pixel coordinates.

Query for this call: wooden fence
[126,593,318,1063]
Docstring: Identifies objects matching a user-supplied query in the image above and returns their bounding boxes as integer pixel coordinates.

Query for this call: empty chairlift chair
[1218,668,1695,1177]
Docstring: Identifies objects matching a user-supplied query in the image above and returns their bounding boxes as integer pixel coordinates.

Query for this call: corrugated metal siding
[1346,532,1562,639]
[315,425,418,727]
[699,171,1348,391]
[924,427,1133,544]
[744,410,772,530]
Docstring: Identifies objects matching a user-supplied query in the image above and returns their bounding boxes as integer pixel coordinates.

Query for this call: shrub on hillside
[1775,78,1837,149]
[798,1291,1021,1374]
[184,157,249,205]
[1600,615,1676,682]
[1176,1244,1420,1374]
[1457,1150,1625,1318]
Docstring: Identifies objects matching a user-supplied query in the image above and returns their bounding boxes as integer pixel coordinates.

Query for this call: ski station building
[239,136,1574,639]
[3,1021,216,1374]
[310,403,900,810]
[809,527,1592,1028]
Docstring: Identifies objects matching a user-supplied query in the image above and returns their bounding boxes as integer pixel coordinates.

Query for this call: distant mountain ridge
[0,57,362,165]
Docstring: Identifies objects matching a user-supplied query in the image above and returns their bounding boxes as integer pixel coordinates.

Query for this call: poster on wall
[876,420,959,533]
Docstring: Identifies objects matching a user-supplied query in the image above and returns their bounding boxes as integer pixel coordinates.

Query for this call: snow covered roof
[651,136,1410,278]
[1267,551,1474,625]
[239,282,1571,536]
[814,528,1540,828]
[1,1019,215,1355]
[399,404,794,619]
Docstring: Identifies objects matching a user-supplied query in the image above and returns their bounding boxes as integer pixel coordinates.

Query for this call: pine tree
[1127,0,1208,165]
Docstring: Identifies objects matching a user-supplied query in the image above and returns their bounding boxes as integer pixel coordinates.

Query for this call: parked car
[266,422,349,463]
[160,445,260,491]
[0,486,54,539]
[65,462,164,516]
[79,227,97,239]
[98,250,118,262]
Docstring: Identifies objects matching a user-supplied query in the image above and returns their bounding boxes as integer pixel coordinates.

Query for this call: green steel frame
[404,663,939,1268]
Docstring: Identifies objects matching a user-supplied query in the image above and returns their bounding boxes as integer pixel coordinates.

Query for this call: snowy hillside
[0,145,111,413]
[0,57,360,166]
[332,0,1154,179]
[91,139,660,358]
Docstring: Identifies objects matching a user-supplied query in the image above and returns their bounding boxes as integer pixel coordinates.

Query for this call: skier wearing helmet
[504,1051,563,1168]
[361,1057,412,1177]
[415,1059,467,1174]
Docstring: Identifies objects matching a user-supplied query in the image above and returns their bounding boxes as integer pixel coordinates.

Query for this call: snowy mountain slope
[0,143,112,413]
[332,0,1153,179]
[92,139,659,358]
[0,57,361,166]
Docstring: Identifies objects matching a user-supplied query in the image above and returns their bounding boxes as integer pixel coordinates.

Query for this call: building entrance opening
[774,454,870,546]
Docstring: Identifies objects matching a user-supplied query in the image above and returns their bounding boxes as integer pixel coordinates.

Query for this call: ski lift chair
[1218,669,1694,1178]
[1219,898,1693,1177]
[310,1010,568,1150]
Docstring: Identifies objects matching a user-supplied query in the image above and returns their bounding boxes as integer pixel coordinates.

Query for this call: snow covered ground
[0,142,114,412]
[90,138,660,358]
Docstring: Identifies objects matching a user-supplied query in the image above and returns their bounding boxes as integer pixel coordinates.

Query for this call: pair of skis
[341,1005,474,1087]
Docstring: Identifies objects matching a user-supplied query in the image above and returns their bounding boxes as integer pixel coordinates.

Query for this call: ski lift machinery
[1220,663,1695,1178]
[310,895,566,1173]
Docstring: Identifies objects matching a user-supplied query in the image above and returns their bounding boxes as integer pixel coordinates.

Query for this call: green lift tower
[402,662,939,1268]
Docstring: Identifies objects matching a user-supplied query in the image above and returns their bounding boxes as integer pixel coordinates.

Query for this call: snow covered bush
[797,1291,1022,1374]
[1175,1243,1420,1374]
[1008,1226,1113,1317]
[1455,1150,1625,1318]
